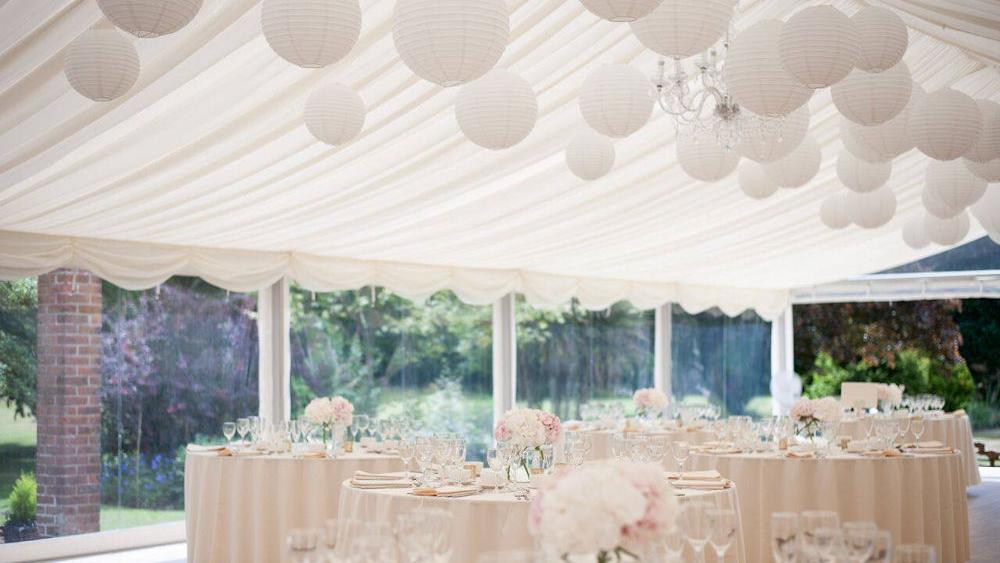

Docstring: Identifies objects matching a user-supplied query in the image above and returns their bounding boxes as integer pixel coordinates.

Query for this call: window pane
[515,298,655,420]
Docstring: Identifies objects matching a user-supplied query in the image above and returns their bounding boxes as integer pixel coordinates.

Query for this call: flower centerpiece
[877,383,904,413]
[304,396,354,449]
[530,461,678,562]
[494,408,562,480]
[789,397,842,442]
[632,388,668,419]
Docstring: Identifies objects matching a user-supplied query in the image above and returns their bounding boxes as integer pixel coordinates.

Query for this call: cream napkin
[861,449,906,458]
[301,451,328,460]
[187,444,226,452]
[353,470,411,480]
[217,448,258,457]
[350,478,413,489]
[672,479,732,490]
[784,450,816,459]
[411,486,480,498]
[665,470,722,481]
[705,447,741,455]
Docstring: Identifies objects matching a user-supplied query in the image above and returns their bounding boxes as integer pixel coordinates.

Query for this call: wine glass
[236,417,250,444]
[248,416,261,444]
[355,414,371,441]
[842,521,878,563]
[222,421,236,446]
[678,501,712,563]
[707,508,737,560]
[672,441,690,474]
[868,530,892,563]
[801,511,840,561]
[398,439,415,478]
[895,544,936,563]
[771,512,800,563]
[415,438,435,486]
[911,417,926,443]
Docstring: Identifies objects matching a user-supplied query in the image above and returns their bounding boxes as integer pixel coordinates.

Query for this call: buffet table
[689,450,970,563]
[185,449,402,563]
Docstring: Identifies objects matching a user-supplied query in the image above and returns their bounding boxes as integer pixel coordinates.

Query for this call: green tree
[0,279,37,418]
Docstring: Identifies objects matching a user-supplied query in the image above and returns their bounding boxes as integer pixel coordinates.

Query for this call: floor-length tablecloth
[185,451,402,563]
[689,451,970,563]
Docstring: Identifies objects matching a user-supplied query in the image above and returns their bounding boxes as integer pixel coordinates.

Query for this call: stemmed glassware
[895,544,936,563]
[672,441,691,474]
[414,437,436,486]
[869,530,893,563]
[397,438,415,478]
[248,416,261,444]
[222,422,236,446]
[707,508,737,560]
[678,501,712,563]
[801,511,841,562]
[236,417,250,445]
[842,521,878,563]
[911,416,926,443]
[355,414,371,442]
[771,512,800,563]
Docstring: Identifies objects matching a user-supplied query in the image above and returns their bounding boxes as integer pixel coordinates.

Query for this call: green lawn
[0,404,36,513]
[99,506,184,530]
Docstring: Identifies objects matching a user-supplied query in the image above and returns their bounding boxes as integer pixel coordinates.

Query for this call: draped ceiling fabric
[0,0,998,321]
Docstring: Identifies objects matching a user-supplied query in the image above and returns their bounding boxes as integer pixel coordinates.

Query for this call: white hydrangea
[812,397,843,423]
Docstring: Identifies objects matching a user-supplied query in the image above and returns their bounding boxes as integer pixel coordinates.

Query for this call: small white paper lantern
[98,0,201,38]
[845,187,897,229]
[566,129,616,180]
[580,0,663,23]
[580,64,653,138]
[922,188,961,220]
[924,211,970,246]
[902,217,929,249]
[737,105,809,163]
[820,193,851,230]
[965,159,1000,183]
[304,83,365,146]
[64,30,140,102]
[676,134,739,182]
[971,188,1000,235]
[840,118,890,164]
[779,6,859,89]
[724,20,812,118]
[832,61,912,126]
[910,88,983,161]
[923,159,988,217]
[629,0,734,59]
[851,6,908,73]
[963,100,1000,163]
[456,70,537,150]
[763,135,820,189]
[738,161,779,200]
[393,0,509,87]
[262,0,362,69]
[846,82,924,161]
[837,150,891,193]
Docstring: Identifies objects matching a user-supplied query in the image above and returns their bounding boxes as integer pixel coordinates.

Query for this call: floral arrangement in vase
[877,383,904,412]
[632,388,668,419]
[494,408,562,479]
[530,461,677,562]
[789,397,842,440]
[304,396,354,447]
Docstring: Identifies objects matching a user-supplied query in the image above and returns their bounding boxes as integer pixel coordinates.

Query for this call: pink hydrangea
[789,397,816,422]
[620,463,676,548]
[494,419,513,442]
[537,411,563,444]
[329,396,354,426]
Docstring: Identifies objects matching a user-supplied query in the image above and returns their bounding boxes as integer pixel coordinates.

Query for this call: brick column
[35,269,102,538]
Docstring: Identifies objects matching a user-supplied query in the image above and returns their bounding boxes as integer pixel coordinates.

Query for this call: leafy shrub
[100,447,185,510]
[6,473,36,524]
[967,399,1000,431]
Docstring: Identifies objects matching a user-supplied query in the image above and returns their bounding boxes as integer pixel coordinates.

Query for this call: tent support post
[770,305,796,416]
[654,303,673,398]
[259,277,291,422]
[493,293,516,432]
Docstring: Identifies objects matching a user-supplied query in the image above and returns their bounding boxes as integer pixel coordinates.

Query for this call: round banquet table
[561,427,716,462]
[839,413,981,487]
[689,451,970,563]
[185,450,402,563]
[336,479,747,562]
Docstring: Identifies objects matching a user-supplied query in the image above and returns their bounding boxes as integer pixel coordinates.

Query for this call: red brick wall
[35,269,102,538]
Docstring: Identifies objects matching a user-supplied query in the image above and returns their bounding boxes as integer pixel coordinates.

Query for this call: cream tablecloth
[185,450,402,563]
[561,426,715,462]
[689,451,970,563]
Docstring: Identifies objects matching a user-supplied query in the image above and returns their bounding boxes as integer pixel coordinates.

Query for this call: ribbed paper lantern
[922,188,961,220]
[963,100,1000,163]
[580,64,653,138]
[779,6,859,89]
[456,70,537,150]
[852,6,908,73]
[98,0,201,38]
[629,0,733,59]
[677,134,739,182]
[262,0,361,68]
[923,159,987,217]
[393,0,508,87]
[738,161,778,200]
[566,129,616,180]
[837,150,891,193]
[820,193,851,230]
[846,82,924,161]
[580,0,663,22]
[910,89,983,161]
[966,159,1000,183]
[924,211,969,246]
[724,20,812,118]
[832,62,911,126]
[845,187,897,229]
[304,83,365,146]
[840,118,889,164]
[902,217,929,249]
[763,135,820,188]
[971,188,1000,234]
[64,30,140,102]
[737,105,809,163]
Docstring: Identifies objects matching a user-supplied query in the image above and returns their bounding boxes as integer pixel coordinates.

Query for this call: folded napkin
[186,444,226,452]
[300,451,328,460]
[672,479,732,491]
[903,440,944,449]
[861,449,906,458]
[353,470,410,480]
[905,446,954,455]
[665,470,722,481]
[784,450,816,459]
[350,478,413,489]
[217,448,258,457]
[704,447,741,455]
[411,486,480,498]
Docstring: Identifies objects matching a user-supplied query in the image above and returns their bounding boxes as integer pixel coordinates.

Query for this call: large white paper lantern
[832,62,911,126]
[629,0,734,59]
[902,217,929,249]
[923,159,987,218]
[779,6,859,89]
[724,20,812,118]
[580,0,663,22]
[852,6,908,73]
[64,30,140,102]
[840,118,889,164]
[262,0,361,69]
[566,129,616,180]
[845,187,896,229]
[837,151,891,193]
[304,83,365,146]
[580,64,653,138]
[820,193,851,230]
[963,100,1000,163]
[677,134,739,182]
[393,0,508,87]
[922,188,961,220]
[738,161,778,200]
[910,89,983,161]
[763,135,820,188]
[966,159,1000,183]
[846,82,924,161]
[98,0,201,38]
[971,188,1000,235]
[456,70,537,150]
[737,105,809,163]
[924,211,970,246]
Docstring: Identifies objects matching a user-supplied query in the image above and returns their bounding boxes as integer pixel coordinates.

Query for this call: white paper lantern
[971,188,1000,235]
[820,193,851,230]
[966,159,1000,183]
[738,161,778,200]
[763,135,820,188]
[737,105,809,163]
[779,6,859,89]
[724,20,812,118]
[304,83,365,146]
[910,89,983,161]
[851,6,908,73]
[837,150,891,193]
[840,118,890,164]
[262,0,361,69]
[922,189,961,220]
[580,0,663,22]
[924,211,970,246]
[846,82,924,161]
[393,0,508,87]
[98,0,201,38]
[901,217,929,249]
[456,70,537,150]
[923,159,987,218]
[629,0,734,59]
[676,134,739,182]
[963,100,1000,163]
[566,129,616,180]
[845,187,897,229]
[64,30,140,102]
[580,64,653,138]
[832,61,911,126]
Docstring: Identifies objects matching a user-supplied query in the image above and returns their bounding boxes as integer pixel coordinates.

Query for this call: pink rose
[537,411,562,444]
[494,420,512,442]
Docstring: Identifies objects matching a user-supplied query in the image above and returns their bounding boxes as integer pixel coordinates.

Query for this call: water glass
[842,521,878,563]
[222,421,236,445]
[895,544,936,563]
[771,512,800,563]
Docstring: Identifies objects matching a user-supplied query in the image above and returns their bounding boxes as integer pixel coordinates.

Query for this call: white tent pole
[258,277,291,422]
[492,293,516,432]
[770,305,796,416]
[654,303,673,398]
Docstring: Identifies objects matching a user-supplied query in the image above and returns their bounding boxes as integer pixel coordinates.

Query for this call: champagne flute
[771,512,800,563]
[222,421,236,446]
